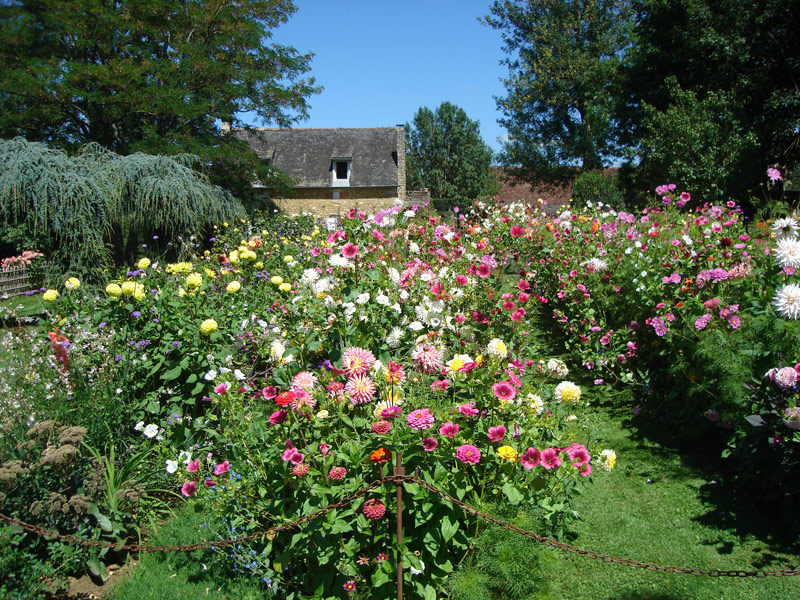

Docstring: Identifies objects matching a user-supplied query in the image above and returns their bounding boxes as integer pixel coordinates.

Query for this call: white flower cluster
[772,216,800,319]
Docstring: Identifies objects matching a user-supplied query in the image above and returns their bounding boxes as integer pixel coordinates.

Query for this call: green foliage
[484,0,633,181]
[0,526,61,600]
[448,516,550,600]
[571,171,624,210]
[623,79,758,205]
[620,0,800,205]
[0,138,245,280]
[0,0,320,199]
[405,102,495,212]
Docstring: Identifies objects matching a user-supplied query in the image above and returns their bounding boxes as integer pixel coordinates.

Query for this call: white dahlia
[773,283,800,319]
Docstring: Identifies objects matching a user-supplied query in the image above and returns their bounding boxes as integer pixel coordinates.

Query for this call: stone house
[235,126,411,217]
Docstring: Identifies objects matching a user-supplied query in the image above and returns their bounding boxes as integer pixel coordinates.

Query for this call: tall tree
[0,0,320,201]
[484,0,633,182]
[405,102,496,211]
[619,0,800,203]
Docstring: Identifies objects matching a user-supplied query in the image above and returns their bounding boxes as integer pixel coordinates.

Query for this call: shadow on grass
[609,593,690,600]
[600,399,800,552]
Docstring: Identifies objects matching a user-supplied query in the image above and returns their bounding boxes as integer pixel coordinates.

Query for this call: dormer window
[332,158,351,186]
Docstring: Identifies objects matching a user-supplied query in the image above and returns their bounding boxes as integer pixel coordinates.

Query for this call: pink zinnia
[439,421,460,438]
[291,370,318,391]
[292,464,309,476]
[372,420,391,434]
[329,466,347,480]
[517,279,530,291]
[181,480,197,497]
[422,437,438,451]
[345,374,376,405]
[342,242,359,258]
[363,499,386,520]
[381,406,403,419]
[342,346,376,377]
[492,381,517,402]
[213,460,230,476]
[487,425,507,442]
[457,403,479,418]
[476,263,491,277]
[520,447,541,470]
[456,444,481,465]
[411,344,444,375]
[407,408,435,430]
[540,448,562,470]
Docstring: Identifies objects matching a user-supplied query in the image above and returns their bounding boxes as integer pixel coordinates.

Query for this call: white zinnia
[773,283,800,319]
[774,238,800,269]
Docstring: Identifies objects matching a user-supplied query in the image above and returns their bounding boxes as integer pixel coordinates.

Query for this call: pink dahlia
[329,466,347,480]
[372,420,392,434]
[520,447,541,470]
[342,346,376,377]
[269,410,288,424]
[290,389,317,411]
[342,242,359,258]
[422,437,438,451]
[457,403,479,418]
[540,447,562,470]
[456,444,481,465]
[774,366,798,389]
[492,381,517,402]
[345,374,376,405]
[363,499,386,520]
[411,344,444,375]
[566,443,591,467]
[407,408,435,430]
[439,421,460,438]
[291,370,318,392]
[487,425,507,442]
[181,480,197,497]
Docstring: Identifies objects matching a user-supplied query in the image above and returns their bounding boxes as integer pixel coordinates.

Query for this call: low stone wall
[266,187,400,218]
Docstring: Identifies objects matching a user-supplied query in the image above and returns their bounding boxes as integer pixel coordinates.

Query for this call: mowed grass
[543,400,800,600]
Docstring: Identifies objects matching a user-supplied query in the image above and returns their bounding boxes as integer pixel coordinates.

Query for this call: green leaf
[440,515,458,542]
[92,511,113,533]
[330,520,353,535]
[160,365,182,381]
[502,482,523,504]
[371,568,391,587]
[86,557,109,582]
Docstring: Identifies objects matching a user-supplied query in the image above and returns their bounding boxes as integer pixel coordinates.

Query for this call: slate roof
[235,127,402,188]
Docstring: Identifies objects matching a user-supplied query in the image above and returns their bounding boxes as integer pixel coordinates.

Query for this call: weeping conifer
[0,137,245,281]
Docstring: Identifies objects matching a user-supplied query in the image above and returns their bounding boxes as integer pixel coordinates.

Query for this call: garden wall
[0,265,40,298]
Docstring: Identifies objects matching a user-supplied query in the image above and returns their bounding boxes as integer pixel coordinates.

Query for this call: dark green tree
[405,102,496,211]
[619,0,800,204]
[0,0,320,201]
[0,137,244,281]
[483,0,633,182]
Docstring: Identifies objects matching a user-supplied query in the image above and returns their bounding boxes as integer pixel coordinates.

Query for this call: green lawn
[543,401,799,600]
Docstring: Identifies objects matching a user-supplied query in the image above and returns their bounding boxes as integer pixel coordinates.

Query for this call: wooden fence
[0,265,42,299]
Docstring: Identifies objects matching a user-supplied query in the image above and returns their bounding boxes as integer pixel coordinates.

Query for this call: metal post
[394,451,405,600]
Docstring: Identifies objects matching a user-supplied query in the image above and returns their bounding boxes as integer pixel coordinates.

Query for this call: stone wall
[268,187,401,218]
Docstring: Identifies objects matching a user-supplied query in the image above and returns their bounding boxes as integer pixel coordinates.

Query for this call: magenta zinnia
[407,408,435,430]
[411,344,444,374]
[456,444,481,465]
[345,374,376,405]
[363,499,386,520]
[342,346,376,377]
[329,466,347,480]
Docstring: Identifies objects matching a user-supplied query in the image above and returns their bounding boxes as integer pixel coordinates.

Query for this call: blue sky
[250,0,510,154]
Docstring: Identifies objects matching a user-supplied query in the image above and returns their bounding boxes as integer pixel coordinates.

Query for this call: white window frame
[332,159,351,187]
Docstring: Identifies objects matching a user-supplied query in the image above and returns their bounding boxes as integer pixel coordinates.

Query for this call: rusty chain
[1,473,799,577]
